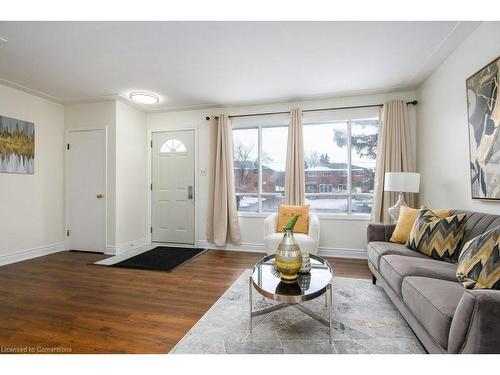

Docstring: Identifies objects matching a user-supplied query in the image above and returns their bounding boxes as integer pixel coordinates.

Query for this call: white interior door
[67,129,106,252]
[152,130,195,244]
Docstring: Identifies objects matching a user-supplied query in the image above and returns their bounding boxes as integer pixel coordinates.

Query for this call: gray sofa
[367,210,500,354]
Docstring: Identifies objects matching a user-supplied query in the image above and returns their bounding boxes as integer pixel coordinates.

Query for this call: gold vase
[275,229,302,282]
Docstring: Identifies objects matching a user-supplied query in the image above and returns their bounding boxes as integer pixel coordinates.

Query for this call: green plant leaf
[283,214,300,231]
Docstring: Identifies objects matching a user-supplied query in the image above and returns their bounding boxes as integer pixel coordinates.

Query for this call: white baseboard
[197,240,367,259]
[105,237,149,255]
[197,240,266,253]
[0,243,66,267]
[318,247,367,259]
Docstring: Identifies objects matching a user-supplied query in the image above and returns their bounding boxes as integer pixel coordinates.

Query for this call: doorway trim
[147,126,199,247]
[64,126,108,252]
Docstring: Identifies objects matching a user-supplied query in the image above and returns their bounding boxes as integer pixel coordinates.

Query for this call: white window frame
[233,123,287,214]
[319,184,333,193]
[232,111,378,219]
[159,138,187,153]
[337,184,347,192]
[303,113,378,216]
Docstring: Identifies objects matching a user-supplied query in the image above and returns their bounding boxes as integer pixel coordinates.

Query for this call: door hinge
[66,144,70,150]
[150,140,153,148]
[150,227,153,234]
[150,183,153,191]
[66,229,70,237]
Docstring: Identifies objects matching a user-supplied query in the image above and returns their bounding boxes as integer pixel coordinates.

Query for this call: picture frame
[466,55,500,200]
[0,115,35,174]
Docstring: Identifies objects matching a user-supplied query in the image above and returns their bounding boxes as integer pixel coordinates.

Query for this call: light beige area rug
[170,270,425,354]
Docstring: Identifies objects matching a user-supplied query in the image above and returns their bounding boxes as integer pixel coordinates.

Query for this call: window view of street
[232,115,378,214]
[233,126,288,212]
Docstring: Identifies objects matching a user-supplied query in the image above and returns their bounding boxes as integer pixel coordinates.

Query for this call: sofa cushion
[402,276,464,350]
[406,207,467,262]
[456,225,500,290]
[390,206,451,244]
[452,210,500,246]
[367,241,428,271]
[276,204,309,234]
[380,254,458,296]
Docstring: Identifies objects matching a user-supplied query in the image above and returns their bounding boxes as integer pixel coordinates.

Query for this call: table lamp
[384,172,420,222]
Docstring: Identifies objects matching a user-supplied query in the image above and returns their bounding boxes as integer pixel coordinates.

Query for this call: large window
[232,112,378,215]
[303,115,378,214]
[233,125,287,213]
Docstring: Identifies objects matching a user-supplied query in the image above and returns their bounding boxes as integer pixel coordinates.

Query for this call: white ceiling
[0,21,480,111]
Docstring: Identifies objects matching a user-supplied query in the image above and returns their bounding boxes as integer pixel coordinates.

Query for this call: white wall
[147,90,417,256]
[65,100,148,253]
[64,101,118,246]
[0,73,419,260]
[115,101,147,249]
[0,83,65,261]
[417,22,500,214]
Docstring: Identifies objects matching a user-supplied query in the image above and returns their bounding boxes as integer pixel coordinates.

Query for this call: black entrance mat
[110,246,207,272]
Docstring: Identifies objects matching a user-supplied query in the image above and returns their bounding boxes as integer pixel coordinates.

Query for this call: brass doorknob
[96,193,104,199]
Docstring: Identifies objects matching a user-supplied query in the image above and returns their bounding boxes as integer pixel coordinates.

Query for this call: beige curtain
[284,108,305,205]
[371,100,416,223]
[206,115,241,246]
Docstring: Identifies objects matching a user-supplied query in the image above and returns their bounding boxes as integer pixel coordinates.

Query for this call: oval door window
[160,138,187,153]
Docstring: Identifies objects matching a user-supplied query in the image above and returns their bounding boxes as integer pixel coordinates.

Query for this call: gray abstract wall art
[466,56,500,200]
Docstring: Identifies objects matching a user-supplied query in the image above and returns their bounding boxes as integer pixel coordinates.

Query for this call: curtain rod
[205,100,417,120]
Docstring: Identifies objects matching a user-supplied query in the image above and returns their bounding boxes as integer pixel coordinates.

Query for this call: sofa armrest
[366,223,396,243]
[448,289,500,353]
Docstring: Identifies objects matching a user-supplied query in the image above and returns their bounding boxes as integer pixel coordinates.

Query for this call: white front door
[152,130,195,244]
[67,129,106,252]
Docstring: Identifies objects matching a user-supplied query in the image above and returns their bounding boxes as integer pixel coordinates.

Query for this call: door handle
[187,186,193,200]
[96,193,104,199]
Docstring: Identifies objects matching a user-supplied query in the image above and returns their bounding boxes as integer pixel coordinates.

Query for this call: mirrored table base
[249,277,334,344]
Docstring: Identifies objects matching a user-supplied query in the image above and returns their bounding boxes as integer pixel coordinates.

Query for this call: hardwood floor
[0,250,370,353]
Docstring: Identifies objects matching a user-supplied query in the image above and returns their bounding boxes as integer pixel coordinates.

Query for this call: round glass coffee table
[249,254,334,343]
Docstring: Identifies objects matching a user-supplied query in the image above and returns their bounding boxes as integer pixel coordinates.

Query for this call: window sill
[316,214,371,221]
[237,212,273,219]
[237,212,371,221]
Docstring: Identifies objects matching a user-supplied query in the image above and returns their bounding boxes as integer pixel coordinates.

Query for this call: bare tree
[233,142,256,186]
[234,142,254,165]
[234,142,272,168]
[261,152,273,168]
[305,150,320,168]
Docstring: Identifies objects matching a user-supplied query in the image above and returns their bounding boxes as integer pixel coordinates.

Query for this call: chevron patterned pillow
[456,225,500,290]
[406,206,467,262]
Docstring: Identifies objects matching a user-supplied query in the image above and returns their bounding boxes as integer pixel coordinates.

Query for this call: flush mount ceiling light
[129,92,160,105]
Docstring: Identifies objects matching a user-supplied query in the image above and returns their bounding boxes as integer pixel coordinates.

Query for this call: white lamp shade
[384,172,420,193]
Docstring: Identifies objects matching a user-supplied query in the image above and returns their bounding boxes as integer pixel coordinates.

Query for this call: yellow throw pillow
[390,206,451,244]
[277,204,309,234]
[457,225,500,290]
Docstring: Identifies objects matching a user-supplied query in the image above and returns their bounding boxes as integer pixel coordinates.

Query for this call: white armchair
[263,213,320,255]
